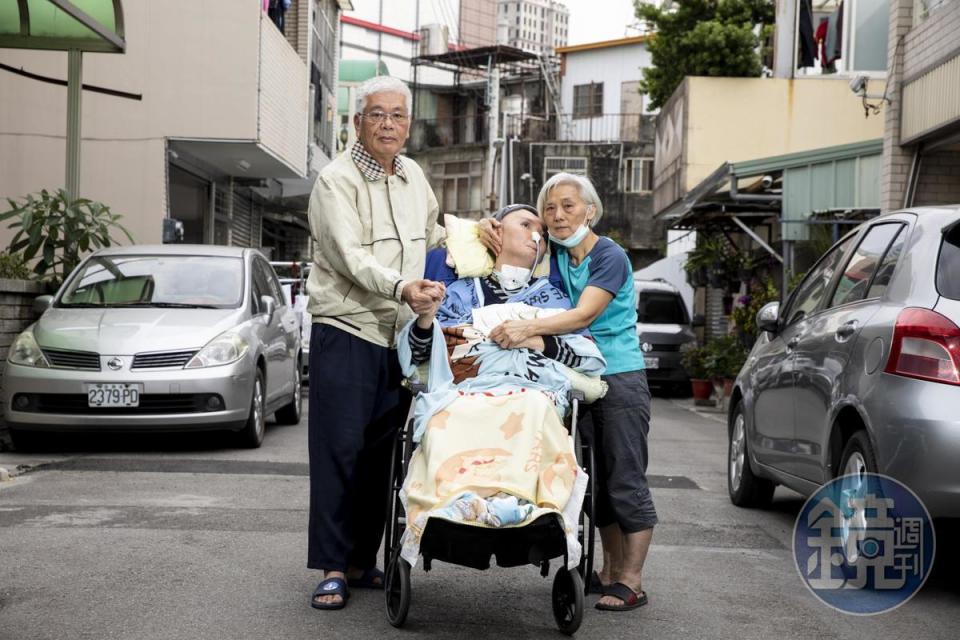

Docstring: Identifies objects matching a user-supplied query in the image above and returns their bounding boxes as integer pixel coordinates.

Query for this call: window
[783,237,853,325]
[543,157,587,182]
[867,226,906,299]
[438,161,482,213]
[573,83,603,118]
[637,291,688,324]
[624,158,654,193]
[830,223,904,307]
[936,222,960,300]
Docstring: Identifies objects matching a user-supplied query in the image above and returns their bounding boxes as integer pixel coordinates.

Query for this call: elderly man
[306,76,445,610]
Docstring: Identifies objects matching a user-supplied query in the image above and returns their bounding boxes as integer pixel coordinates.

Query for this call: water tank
[419,23,449,56]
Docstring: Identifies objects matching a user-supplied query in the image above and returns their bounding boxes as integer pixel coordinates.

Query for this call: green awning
[339,59,390,83]
[0,0,125,53]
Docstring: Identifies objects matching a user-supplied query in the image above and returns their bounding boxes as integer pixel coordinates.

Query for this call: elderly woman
[486,173,655,613]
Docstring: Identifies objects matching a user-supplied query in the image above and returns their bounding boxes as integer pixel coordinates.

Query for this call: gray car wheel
[274,362,302,425]
[837,431,879,570]
[237,369,266,448]
[728,402,776,508]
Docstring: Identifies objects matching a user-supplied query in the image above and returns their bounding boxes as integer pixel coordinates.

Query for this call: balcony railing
[408,113,649,152]
[505,113,648,143]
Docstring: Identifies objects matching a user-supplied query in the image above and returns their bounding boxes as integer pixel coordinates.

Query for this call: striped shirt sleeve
[541,336,582,368]
[408,323,434,365]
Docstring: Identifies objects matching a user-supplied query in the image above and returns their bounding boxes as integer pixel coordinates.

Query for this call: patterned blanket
[399,390,586,569]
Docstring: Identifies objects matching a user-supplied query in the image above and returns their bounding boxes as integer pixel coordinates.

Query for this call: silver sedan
[729,205,960,519]
[3,245,302,448]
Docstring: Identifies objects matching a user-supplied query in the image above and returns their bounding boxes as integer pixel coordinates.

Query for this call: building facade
[882,0,960,211]
[0,0,347,259]
[496,0,569,56]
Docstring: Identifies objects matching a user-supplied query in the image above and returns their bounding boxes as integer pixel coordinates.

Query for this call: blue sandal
[347,567,385,590]
[311,577,350,610]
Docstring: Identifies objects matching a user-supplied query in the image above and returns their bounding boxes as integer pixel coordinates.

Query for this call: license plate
[644,357,659,370]
[87,383,142,407]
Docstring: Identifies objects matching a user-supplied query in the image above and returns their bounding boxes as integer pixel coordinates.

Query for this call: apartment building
[497,0,569,56]
[0,0,348,258]
[882,0,960,210]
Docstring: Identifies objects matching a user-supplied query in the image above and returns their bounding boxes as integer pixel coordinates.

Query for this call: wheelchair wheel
[385,551,411,628]
[552,567,583,635]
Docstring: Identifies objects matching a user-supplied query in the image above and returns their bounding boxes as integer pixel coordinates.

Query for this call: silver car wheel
[253,377,265,439]
[840,452,868,565]
[730,413,746,492]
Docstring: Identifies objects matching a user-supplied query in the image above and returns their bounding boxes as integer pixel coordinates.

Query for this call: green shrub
[0,189,133,285]
[0,251,31,280]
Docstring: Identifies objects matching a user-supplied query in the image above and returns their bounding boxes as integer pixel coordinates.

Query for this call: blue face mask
[550,224,590,249]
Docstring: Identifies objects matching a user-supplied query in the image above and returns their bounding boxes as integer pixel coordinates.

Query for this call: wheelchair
[383,384,596,635]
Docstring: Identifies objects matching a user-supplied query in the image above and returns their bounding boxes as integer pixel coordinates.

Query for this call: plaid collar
[350,142,408,182]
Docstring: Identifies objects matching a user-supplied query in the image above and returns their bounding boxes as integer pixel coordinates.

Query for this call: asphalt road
[1,395,958,639]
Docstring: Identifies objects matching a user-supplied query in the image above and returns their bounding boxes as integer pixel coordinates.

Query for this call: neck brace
[493,264,533,291]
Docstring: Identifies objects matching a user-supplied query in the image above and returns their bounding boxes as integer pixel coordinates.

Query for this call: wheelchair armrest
[567,389,585,403]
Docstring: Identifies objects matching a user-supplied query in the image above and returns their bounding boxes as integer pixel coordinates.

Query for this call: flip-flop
[595,582,648,612]
[311,577,350,610]
[587,570,608,595]
[347,567,385,590]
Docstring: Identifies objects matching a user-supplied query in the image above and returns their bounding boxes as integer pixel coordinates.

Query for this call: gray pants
[579,369,658,533]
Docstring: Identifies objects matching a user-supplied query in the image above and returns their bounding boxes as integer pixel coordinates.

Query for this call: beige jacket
[306,149,444,348]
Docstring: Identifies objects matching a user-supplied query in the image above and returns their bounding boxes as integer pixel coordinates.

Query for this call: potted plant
[680,343,713,403]
[704,335,748,398]
[730,277,779,348]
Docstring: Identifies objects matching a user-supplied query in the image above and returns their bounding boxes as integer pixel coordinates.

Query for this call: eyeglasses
[360,111,410,125]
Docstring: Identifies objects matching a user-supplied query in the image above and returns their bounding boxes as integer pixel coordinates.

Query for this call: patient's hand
[478,218,503,256]
[489,319,536,349]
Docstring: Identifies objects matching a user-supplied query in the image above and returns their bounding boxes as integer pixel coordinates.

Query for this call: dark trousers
[580,369,658,533]
[307,324,409,572]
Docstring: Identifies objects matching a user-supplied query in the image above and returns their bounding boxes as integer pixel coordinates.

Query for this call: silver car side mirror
[260,295,277,319]
[756,301,781,334]
[33,295,54,315]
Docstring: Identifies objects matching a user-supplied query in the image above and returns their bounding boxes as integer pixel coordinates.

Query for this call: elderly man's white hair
[536,172,604,227]
[355,76,413,114]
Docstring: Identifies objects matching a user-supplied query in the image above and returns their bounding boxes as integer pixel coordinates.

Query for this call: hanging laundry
[825,2,844,65]
[268,0,291,33]
[797,0,817,68]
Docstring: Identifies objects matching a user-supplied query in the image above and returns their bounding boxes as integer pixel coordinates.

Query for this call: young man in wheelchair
[393,204,606,567]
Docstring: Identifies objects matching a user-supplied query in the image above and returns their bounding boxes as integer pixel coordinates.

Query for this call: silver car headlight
[8,330,50,368]
[185,331,249,368]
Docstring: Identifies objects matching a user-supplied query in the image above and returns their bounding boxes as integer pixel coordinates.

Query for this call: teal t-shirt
[556,237,644,375]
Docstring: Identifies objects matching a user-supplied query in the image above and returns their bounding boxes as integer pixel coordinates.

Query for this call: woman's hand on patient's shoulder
[478,218,503,256]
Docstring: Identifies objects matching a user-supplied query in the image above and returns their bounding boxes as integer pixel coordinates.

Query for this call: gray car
[729,205,960,525]
[3,245,302,448]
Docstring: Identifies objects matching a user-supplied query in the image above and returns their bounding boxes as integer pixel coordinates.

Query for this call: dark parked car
[633,278,696,392]
[729,206,960,536]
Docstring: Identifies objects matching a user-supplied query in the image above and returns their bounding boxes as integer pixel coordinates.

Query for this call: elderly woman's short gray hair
[536,172,604,227]
[355,76,413,115]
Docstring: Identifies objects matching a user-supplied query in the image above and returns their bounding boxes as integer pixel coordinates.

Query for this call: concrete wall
[259,14,310,174]
[0,1,307,247]
[684,77,886,194]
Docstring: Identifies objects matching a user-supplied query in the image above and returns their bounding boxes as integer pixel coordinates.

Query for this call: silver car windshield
[58,255,244,309]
